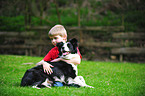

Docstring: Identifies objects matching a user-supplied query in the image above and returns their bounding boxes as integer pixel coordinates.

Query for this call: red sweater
[43,46,82,61]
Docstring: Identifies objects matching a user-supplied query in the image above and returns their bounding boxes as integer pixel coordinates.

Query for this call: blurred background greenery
[0,0,145,62]
[0,0,144,32]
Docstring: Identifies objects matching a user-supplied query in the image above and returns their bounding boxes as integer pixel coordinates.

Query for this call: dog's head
[56,38,78,59]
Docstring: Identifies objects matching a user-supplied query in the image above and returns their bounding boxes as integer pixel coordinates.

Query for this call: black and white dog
[21,38,94,88]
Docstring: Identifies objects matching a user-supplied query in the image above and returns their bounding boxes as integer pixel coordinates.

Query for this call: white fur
[53,75,65,83]
[61,54,78,60]
[59,42,94,88]
[41,78,52,88]
[69,63,78,75]
[62,43,70,52]
[32,86,41,89]
[67,76,94,88]
[74,76,94,88]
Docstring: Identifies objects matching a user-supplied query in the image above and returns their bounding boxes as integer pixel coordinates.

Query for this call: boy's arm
[36,60,54,74]
[36,47,57,74]
[62,54,81,65]
[36,60,44,65]
[51,47,82,65]
[51,54,81,65]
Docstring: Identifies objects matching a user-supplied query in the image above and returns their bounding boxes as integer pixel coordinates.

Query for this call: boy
[36,25,82,86]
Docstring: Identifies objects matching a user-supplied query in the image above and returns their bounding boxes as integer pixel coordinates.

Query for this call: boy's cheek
[53,43,56,46]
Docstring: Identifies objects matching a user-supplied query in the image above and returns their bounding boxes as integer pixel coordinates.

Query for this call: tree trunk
[54,0,61,24]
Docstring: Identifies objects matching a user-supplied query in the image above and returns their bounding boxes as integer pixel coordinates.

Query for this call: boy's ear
[69,38,78,48]
[63,35,67,41]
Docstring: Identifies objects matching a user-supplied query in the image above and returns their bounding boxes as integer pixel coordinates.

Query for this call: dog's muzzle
[62,51,70,56]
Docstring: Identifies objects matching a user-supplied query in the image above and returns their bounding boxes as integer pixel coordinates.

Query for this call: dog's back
[21,65,47,86]
[21,61,77,87]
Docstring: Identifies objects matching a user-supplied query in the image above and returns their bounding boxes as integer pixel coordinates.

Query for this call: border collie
[21,38,94,88]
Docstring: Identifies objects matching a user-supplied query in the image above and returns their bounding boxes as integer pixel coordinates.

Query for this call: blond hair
[48,25,67,38]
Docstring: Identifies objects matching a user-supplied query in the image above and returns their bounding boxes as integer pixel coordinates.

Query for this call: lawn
[0,55,145,96]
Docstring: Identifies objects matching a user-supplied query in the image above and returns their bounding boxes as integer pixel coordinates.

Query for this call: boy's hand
[43,61,54,74]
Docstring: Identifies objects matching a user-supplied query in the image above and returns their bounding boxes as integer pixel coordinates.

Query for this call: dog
[21,38,94,89]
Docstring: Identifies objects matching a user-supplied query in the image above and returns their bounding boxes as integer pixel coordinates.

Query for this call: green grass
[0,55,145,96]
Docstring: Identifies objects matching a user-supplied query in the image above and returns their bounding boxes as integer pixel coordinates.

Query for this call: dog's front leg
[41,78,52,88]
[74,76,94,88]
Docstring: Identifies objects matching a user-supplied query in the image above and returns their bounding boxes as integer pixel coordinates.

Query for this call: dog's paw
[32,86,41,89]
[46,85,51,88]
[86,85,94,88]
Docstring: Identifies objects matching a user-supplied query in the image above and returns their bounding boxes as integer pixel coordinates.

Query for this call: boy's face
[50,35,66,46]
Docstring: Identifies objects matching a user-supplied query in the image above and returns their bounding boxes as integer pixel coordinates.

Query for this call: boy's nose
[52,39,56,43]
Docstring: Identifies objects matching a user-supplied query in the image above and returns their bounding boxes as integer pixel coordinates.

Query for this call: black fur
[56,42,64,56]
[69,38,78,53]
[21,61,76,87]
[21,38,79,88]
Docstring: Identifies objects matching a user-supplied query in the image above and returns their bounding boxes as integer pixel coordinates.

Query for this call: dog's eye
[67,43,71,47]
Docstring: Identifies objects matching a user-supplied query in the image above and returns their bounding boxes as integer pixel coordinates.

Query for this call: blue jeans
[53,82,63,87]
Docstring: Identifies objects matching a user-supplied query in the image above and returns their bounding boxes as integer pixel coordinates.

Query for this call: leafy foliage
[0,0,144,31]
[0,16,25,31]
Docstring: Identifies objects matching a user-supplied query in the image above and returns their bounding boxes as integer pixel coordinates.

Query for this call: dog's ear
[56,42,64,48]
[56,42,64,56]
[70,38,78,53]
[70,38,78,48]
